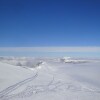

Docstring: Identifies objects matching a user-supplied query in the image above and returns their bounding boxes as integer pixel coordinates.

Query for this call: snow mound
[60,57,88,64]
[0,57,46,69]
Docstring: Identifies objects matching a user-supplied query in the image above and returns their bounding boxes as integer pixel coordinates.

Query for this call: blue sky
[0,0,100,57]
[0,0,100,46]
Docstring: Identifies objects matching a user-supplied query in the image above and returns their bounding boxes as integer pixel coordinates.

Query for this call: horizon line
[0,46,100,52]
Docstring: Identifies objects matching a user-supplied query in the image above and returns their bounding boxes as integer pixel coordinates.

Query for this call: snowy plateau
[0,57,100,100]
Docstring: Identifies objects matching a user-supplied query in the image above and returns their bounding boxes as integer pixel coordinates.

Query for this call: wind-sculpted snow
[0,57,46,69]
[60,57,89,64]
[0,57,100,100]
[1,56,99,67]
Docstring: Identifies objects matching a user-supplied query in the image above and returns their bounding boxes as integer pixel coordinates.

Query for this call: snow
[0,57,100,100]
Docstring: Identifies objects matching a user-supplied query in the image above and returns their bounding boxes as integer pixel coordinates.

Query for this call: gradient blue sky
[0,0,100,57]
[0,0,100,46]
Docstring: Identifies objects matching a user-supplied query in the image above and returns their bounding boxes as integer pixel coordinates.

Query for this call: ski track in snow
[0,71,38,99]
[0,57,100,100]
[0,69,100,100]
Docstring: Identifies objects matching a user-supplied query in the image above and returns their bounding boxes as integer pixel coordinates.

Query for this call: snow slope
[0,57,100,100]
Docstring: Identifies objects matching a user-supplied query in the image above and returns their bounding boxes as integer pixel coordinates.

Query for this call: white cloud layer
[0,47,100,52]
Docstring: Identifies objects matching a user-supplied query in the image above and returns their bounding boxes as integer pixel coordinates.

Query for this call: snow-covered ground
[0,57,100,100]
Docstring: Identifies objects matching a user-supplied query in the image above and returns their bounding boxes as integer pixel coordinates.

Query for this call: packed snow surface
[0,57,100,100]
